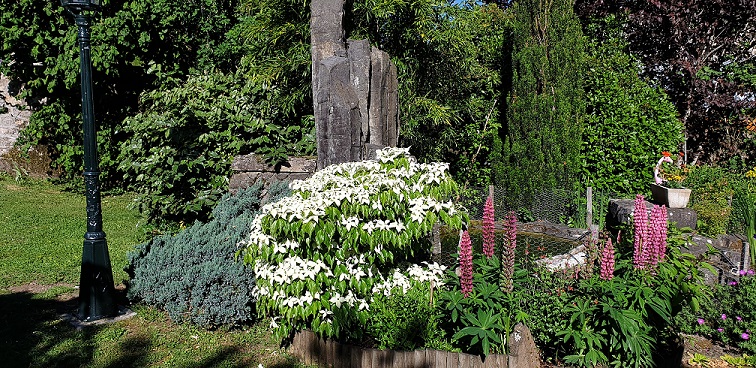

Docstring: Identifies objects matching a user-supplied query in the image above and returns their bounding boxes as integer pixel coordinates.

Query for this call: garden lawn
[0,175,306,367]
[0,176,141,288]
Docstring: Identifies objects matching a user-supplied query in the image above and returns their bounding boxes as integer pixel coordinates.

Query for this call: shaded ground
[0,283,306,368]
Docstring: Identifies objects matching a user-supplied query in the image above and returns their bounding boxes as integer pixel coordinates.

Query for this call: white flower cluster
[418,162,450,185]
[245,214,272,248]
[329,290,369,310]
[261,194,326,224]
[376,147,412,163]
[272,239,300,254]
[274,290,322,309]
[340,215,360,231]
[408,196,456,223]
[241,147,459,254]
[238,147,465,338]
[408,261,447,282]
[371,262,447,296]
[254,256,332,284]
[318,309,334,324]
[336,254,372,282]
[362,219,406,233]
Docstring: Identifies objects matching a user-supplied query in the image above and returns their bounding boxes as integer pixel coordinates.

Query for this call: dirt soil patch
[680,333,744,367]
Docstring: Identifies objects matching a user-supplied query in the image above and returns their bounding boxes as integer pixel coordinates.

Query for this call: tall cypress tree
[494,0,587,201]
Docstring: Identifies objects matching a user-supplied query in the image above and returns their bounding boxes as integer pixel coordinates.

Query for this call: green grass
[0,175,306,367]
[0,287,302,367]
[0,175,143,288]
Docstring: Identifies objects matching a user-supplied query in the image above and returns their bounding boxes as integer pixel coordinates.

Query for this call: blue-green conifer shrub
[126,181,291,328]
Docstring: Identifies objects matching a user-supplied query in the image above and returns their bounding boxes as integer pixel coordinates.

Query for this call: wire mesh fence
[457,185,617,229]
[431,185,618,273]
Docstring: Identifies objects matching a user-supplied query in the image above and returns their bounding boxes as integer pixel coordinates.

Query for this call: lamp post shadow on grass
[0,288,140,367]
[0,288,248,367]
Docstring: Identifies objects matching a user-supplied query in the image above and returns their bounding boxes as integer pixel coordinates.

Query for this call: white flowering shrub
[238,147,467,339]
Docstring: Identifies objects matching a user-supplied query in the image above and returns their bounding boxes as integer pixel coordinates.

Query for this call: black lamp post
[60,0,118,321]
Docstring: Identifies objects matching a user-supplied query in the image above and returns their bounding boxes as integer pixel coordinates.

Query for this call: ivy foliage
[580,16,683,194]
[125,181,291,328]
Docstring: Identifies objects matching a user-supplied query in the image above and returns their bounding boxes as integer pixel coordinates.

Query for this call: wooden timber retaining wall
[289,330,510,368]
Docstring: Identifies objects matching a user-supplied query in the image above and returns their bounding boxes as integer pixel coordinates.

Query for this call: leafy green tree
[350,0,508,187]
[494,0,587,199]
[117,68,314,225]
[0,0,241,186]
[580,16,683,194]
[576,0,756,166]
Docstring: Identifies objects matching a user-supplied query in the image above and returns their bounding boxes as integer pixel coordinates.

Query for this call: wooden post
[586,187,593,228]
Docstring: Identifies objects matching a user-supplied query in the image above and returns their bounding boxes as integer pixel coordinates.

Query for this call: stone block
[362,143,385,160]
[229,154,316,194]
[507,323,540,368]
[687,234,749,284]
[316,56,361,169]
[228,172,263,192]
[347,39,370,145]
[607,199,697,230]
[231,154,316,173]
[385,61,399,147]
[368,47,389,146]
[310,0,347,81]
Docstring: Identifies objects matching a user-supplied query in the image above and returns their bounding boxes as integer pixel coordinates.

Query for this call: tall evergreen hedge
[493,0,587,199]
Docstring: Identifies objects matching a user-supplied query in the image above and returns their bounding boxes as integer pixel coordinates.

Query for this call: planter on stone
[650,183,692,208]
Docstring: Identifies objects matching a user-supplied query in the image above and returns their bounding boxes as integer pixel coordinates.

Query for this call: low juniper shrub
[126,181,290,328]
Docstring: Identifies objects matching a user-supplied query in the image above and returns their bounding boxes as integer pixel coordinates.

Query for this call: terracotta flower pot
[650,183,691,208]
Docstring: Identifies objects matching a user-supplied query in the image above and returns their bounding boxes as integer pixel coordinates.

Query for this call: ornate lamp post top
[59,0,101,12]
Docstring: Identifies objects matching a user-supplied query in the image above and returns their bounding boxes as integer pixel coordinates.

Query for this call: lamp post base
[78,238,118,321]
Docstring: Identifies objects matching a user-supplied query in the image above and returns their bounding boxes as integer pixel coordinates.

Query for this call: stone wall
[607,198,698,230]
[0,74,31,169]
[229,154,316,195]
[607,198,750,285]
[0,74,56,177]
